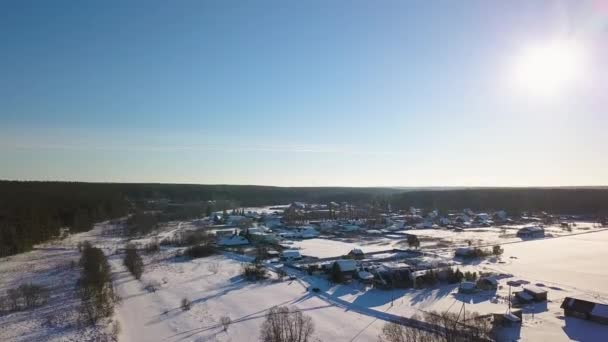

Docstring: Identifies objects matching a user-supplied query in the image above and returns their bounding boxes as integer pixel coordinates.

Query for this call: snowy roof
[217,235,249,246]
[523,286,547,295]
[516,291,534,301]
[520,226,544,233]
[282,250,301,258]
[358,271,374,280]
[504,313,521,322]
[335,259,357,272]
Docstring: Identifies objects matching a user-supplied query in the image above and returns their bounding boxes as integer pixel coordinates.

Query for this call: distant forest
[1,181,607,257]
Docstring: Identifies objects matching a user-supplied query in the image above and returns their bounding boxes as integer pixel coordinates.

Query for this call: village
[141,201,608,341]
[3,200,608,342]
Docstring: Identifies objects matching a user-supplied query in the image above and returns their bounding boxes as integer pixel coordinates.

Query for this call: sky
[1,0,607,187]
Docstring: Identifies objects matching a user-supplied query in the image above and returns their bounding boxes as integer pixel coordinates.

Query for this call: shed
[517,226,545,239]
[281,250,302,261]
[477,277,498,291]
[515,291,534,304]
[217,235,249,246]
[459,281,477,294]
[561,297,608,325]
[523,286,547,302]
[334,259,357,273]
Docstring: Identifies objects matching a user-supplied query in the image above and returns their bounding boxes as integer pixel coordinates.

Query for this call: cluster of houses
[208,203,555,249]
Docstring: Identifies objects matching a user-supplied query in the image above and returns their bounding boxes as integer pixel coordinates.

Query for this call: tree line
[0,181,130,257]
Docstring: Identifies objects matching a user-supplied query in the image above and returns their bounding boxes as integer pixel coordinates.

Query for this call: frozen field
[484,229,608,296]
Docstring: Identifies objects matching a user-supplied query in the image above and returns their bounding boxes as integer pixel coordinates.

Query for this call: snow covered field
[288,238,402,258]
[113,253,384,342]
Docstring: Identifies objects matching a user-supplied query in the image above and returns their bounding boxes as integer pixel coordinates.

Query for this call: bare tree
[220,316,232,331]
[260,306,315,342]
[379,310,493,342]
[181,297,191,311]
[379,322,438,342]
[208,262,221,274]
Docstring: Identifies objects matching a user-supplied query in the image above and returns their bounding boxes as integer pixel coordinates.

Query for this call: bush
[184,244,216,258]
[18,283,49,308]
[329,262,344,283]
[464,271,478,281]
[492,245,504,256]
[77,242,115,324]
[446,268,464,284]
[417,270,439,288]
[242,264,268,281]
[181,297,191,311]
[220,316,232,331]
[123,244,144,280]
[144,241,160,254]
[144,280,160,293]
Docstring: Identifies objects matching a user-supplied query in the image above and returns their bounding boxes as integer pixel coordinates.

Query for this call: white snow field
[112,253,384,342]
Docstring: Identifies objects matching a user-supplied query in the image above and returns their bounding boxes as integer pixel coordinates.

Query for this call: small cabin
[476,277,498,291]
[561,297,608,325]
[281,250,302,261]
[458,281,477,294]
[523,286,548,302]
[517,226,545,239]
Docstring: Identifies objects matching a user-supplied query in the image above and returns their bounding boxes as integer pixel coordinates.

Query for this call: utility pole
[508,284,512,313]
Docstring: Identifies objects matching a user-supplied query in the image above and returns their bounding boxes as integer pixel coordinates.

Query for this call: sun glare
[510,40,586,96]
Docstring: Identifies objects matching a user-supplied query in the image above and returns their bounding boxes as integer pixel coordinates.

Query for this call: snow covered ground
[2,218,607,342]
[112,252,385,342]
[0,221,123,342]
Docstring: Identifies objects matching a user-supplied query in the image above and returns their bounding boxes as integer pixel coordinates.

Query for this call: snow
[289,238,399,258]
[113,253,384,342]
[484,230,608,295]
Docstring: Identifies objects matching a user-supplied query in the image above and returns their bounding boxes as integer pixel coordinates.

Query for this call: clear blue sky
[1,0,607,186]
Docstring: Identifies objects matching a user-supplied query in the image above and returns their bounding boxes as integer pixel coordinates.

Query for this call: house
[561,297,608,325]
[348,248,365,259]
[215,229,237,238]
[515,291,534,304]
[297,226,320,239]
[458,281,477,294]
[251,232,279,243]
[334,259,357,273]
[262,216,283,228]
[523,286,548,302]
[475,213,491,222]
[476,277,498,291]
[517,226,545,239]
[342,224,361,232]
[493,310,522,327]
[281,250,302,261]
[217,235,249,246]
[454,247,475,258]
[226,215,249,226]
[290,202,307,210]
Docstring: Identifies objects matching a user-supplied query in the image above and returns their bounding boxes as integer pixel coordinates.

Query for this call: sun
[510,40,586,96]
